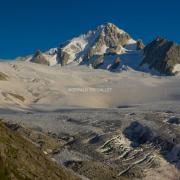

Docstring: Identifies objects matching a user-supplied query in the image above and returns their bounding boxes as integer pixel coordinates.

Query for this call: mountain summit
[30,23,143,70]
[28,23,180,75]
[56,23,138,65]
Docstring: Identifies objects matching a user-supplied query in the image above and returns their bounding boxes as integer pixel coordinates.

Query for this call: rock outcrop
[57,48,70,66]
[136,40,145,50]
[30,50,50,65]
[89,55,104,69]
[109,57,121,71]
[140,37,180,75]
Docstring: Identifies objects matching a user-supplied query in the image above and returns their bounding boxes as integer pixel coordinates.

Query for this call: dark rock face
[85,23,131,60]
[103,23,131,47]
[136,40,145,50]
[4,122,20,131]
[167,116,180,125]
[123,121,156,147]
[140,37,180,75]
[106,45,123,55]
[57,48,70,66]
[30,50,50,65]
[88,134,101,144]
[109,57,121,71]
[89,55,104,69]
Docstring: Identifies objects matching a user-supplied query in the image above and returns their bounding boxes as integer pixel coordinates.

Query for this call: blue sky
[0,0,179,59]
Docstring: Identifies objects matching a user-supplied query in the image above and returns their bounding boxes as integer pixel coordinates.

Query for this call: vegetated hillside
[0,120,79,180]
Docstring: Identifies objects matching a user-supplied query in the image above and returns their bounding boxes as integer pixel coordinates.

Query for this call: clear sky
[0,0,179,59]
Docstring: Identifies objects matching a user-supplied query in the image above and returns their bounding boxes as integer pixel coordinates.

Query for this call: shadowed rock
[167,116,180,125]
[140,37,180,75]
[123,121,155,147]
[136,39,145,50]
[89,55,104,68]
[30,50,50,65]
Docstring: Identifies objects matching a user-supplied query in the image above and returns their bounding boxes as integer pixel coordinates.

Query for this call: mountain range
[17,22,180,75]
[0,23,180,180]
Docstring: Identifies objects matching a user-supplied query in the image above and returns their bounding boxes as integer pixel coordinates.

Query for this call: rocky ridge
[140,37,180,75]
[24,23,180,75]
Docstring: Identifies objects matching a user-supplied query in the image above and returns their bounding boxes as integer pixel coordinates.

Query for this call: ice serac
[140,37,180,75]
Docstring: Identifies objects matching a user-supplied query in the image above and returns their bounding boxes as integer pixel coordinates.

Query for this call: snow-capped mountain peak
[56,23,139,65]
[30,23,143,70]
[18,23,180,75]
